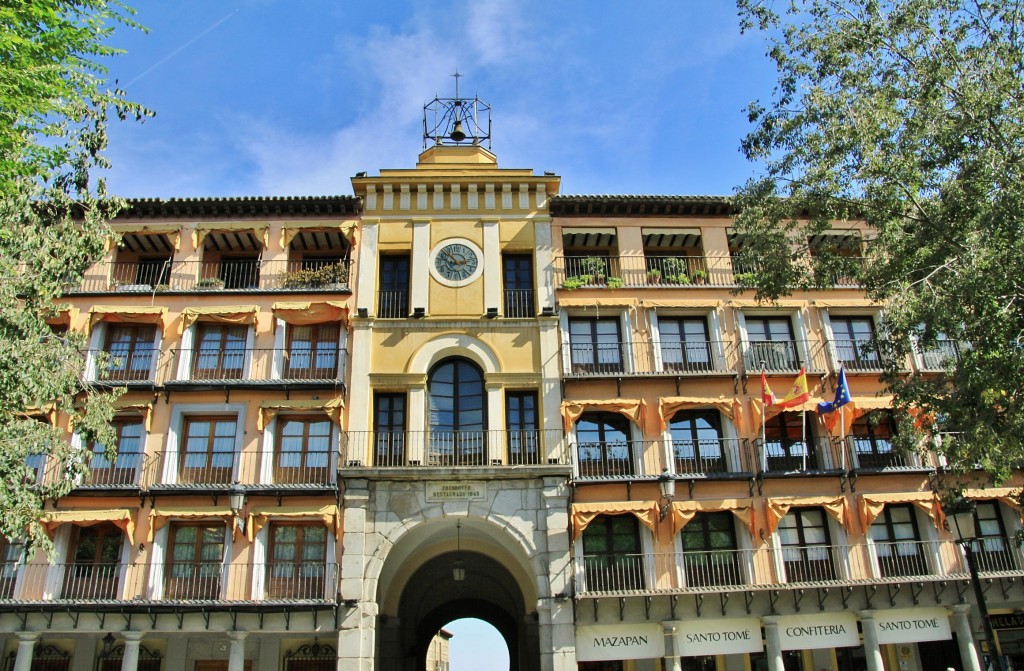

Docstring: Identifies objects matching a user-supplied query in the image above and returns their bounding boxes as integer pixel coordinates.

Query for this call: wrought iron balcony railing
[752,436,845,474]
[831,338,885,372]
[144,449,337,489]
[669,437,754,477]
[0,561,339,602]
[742,339,828,374]
[573,539,1000,597]
[554,255,733,288]
[918,339,968,371]
[841,436,938,472]
[167,347,347,384]
[84,348,173,386]
[503,289,535,317]
[562,340,738,377]
[69,260,350,293]
[341,429,570,468]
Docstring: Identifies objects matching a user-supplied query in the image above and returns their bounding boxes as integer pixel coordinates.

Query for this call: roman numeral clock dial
[431,240,483,286]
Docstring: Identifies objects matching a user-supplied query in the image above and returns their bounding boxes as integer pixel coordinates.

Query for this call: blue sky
[98,2,777,667]
[102,1,777,200]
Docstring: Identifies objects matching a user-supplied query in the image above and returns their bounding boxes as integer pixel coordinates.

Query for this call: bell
[450,119,466,142]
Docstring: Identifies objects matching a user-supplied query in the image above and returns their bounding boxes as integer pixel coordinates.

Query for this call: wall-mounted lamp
[658,469,676,521]
[102,633,116,656]
[452,521,466,582]
[230,483,247,536]
[357,307,368,318]
[485,307,499,319]
[541,306,556,317]
[343,598,359,608]
[412,307,426,318]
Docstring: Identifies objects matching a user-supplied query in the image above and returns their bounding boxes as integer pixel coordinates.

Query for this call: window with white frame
[575,412,634,478]
[679,512,741,588]
[581,514,645,592]
[868,504,927,578]
[777,507,836,582]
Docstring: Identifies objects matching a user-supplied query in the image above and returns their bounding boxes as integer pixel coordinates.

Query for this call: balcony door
[285,323,339,380]
[659,317,712,372]
[378,254,410,318]
[192,325,247,379]
[764,412,817,471]
[373,393,406,467]
[680,512,740,588]
[745,316,798,371]
[63,523,122,598]
[502,254,535,317]
[778,507,836,582]
[868,504,927,577]
[831,316,879,370]
[102,324,157,381]
[266,523,327,599]
[576,412,633,478]
[851,412,897,468]
[275,417,332,485]
[166,524,225,599]
[669,410,725,475]
[88,418,144,486]
[180,416,236,484]
[506,391,539,465]
[428,358,486,465]
[973,501,1017,572]
[569,318,623,374]
[581,514,644,592]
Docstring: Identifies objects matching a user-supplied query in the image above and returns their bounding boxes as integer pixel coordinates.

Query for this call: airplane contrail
[124,8,239,87]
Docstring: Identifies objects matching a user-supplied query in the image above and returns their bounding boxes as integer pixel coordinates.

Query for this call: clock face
[433,241,480,283]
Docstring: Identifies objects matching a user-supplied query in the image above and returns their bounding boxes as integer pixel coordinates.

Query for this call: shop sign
[777,613,860,651]
[575,623,665,662]
[991,614,1024,630]
[426,481,486,501]
[675,617,763,657]
[874,607,951,644]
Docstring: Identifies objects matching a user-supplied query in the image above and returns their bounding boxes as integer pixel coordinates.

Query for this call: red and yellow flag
[775,367,810,409]
[761,370,777,406]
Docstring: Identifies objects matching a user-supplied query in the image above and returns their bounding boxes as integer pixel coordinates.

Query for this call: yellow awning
[571,501,658,541]
[812,299,879,308]
[858,492,944,531]
[44,307,79,329]
[179,305,259,333]
[21,403,58,426]
[272,301,349,325]
[821,396,895,435]
[641,299,722,309]
[658,396,739,432]
[88,306,167,331]
[41,509,137,543]
[964,488,1023,518]
[148,505,235,541]
[730,299,808,308]
[191,222,269,250]
[561,399,646,432]
[114,400,155,432]
[257,399,345,431]
[281,221,357,248]
[764,496,851,536]
[557,296,639,308]
[670,499,755,538]
[247,504,341,542]
[110,224,182,251]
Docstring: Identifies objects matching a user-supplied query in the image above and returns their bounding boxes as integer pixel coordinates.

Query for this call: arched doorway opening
[428,357,486,466]
[436,619,510,670]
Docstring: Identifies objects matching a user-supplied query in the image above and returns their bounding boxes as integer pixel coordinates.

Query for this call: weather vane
[423,69,492,149]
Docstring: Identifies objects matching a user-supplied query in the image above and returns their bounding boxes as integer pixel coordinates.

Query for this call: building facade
[1,126,1023,671]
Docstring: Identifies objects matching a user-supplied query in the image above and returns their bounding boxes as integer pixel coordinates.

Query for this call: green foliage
[606,277,624,289]
[734,0,1024,479]
[561,275,592,290]
[0,0,150,558]
[195,277,226,290]
[579,256,607,276]
[280,263,349,289]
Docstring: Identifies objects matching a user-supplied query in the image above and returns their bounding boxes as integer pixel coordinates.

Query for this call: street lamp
[658,469,676,521]
[943,497,1006,671]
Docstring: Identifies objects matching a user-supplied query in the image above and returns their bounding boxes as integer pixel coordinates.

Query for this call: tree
[0,0,151,558]
[732,0,1024,480]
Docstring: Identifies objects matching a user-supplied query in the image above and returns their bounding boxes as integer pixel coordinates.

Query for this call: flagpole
[840,404,846,470]
[801,406,807,471]
[761,362,767,472]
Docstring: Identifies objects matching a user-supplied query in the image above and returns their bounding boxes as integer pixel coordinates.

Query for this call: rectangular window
[568,318,623,374]
[62,523,122,599]
[378,254,410,318]
[276,417,333,485]
[192,324,247,379]
[974,502,1017,571]
[851,412,896,469]
[763,412,818,471]
[778,508,835,582]
[88,418,144,486]
[831,316,879,370]
[285,323,340,379]
[0,537,22,599]
[373,393,406,466]
[502,254,534,317]
[668,410,725,475]
[167,524,225,599]
[581,515,644,592]
[868,504,926,577]
[102,324,157,381]
[267,523,327,599]
[680,512,740,587]
[745,316,798,371]
[659,317,712,372]
[506,391,539,465]
[219,255,260,289]
[180,416,237,484]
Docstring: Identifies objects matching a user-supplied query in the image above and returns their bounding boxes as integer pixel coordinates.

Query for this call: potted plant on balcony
[196,277,226,290]
[580,256,607,285]
[562,275,592,290]
[690,268,708,285]
[646,268,662,285]
[606,277,624,289]
[280,262,349,290]
[661,258,689,285]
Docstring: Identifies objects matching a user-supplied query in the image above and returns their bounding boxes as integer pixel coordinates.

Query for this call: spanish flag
[775,367,810,409]
[761,370,777,406]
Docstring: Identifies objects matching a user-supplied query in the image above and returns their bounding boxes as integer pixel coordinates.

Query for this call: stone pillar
[951,605,983,671]
[662,623,681,671]
[542,477,576,671]
[760,617,785,671]
[858,611,885,671]
[227,631,247,671]
[337,601,379,671]
[13,633,39,671]
[120,632,145,671]
[486,382,503,463]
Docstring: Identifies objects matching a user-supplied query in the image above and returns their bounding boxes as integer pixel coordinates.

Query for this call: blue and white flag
[817,367,851,414]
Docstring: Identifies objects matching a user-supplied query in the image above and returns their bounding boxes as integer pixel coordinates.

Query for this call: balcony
[754,437,845,475]
[843,436,938,472]
[742,339,828,373]
[68,260,351,294]
[0,562,339,603]
[503,289,535,318]
[573,538,1013,597]
[341,429,569,468]
[919,339,967,371]
[562,340,738,378]
[554,255,733,288]
[164,347,347,390]
[831,338,886,372]
[40,453,144,490]
[669,438,754,478]
[85,348,172,387]
[144,449,337,490]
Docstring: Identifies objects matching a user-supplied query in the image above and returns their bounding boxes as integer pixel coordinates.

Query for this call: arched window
[581,514,644,592]
[669,410,724,475]
[575,412,632,478]
[428,358,486,465]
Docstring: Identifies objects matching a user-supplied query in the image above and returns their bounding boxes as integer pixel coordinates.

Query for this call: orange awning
[858,492,944,531]
[749,396,826,430]
[115,400,154,432]
[148,505,235,541]
[557,296,639,308]
[179,305,259,333]
[571,501,657,540]
[191,222,269,250]
[764,496,851,536]
[640,299,722,309]
[561,399,646,432]
[964,488,1023,518]
[822,396,894,435]
[658,396,739,432]
[257,399,345,431]
[88,306,167,332]
[41,509,137,543]
[247,504,341,541]
[272,301,349,325]
[281,221,357,248]
[110,224,182,251]
[670,499,756,538]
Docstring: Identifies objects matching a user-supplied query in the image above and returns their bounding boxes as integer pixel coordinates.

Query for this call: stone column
[542,477,576,671]
[337,601,379,671]
[227,632,247,671]
[951,605,983,671]
[120,632,145,671]
[858,611,885,671]
[760,617,785,671]
[662,623,681,671]
[13,633,39,671]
